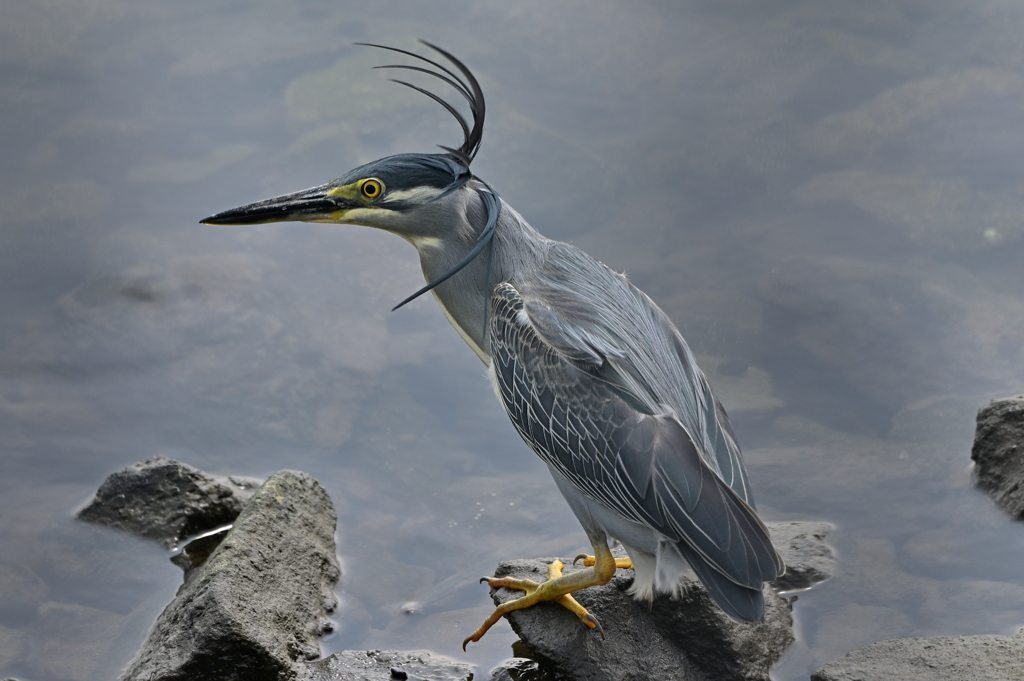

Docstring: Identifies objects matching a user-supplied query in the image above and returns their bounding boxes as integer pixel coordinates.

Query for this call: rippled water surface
[3,2,1024,679]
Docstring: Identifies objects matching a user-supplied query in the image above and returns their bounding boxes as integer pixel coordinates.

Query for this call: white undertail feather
[655,540,694,598]
[624,549,658,600]
[623,541,696,601]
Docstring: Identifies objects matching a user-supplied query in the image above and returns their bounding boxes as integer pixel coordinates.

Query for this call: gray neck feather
[415,184,549,360]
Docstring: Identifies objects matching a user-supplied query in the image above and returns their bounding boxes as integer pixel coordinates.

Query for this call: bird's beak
[200,183,355,225]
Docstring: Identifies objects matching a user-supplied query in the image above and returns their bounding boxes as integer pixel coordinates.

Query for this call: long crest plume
[357,41,501,323]
[356,40,486,164]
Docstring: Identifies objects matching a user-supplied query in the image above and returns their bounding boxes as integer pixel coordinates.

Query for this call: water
[2,2,1024,679]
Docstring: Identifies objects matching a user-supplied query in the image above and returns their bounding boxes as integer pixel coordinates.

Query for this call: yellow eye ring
[360,178,384,200]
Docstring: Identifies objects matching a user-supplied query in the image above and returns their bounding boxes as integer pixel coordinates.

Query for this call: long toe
[572,554,634,569]
[463,555,616,647]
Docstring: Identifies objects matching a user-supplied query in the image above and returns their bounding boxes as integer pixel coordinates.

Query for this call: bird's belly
[547,463,692,599]
[546,464,660,556]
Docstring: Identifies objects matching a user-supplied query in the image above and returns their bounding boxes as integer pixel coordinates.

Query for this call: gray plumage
[203,43,784,623]
[426,195,783,620]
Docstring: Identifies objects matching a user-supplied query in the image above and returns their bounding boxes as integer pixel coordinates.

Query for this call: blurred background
[2,1,1023,679]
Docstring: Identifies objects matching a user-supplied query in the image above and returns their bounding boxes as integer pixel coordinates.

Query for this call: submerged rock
[489,553,793,681]
[304,649,473,681]
[811,629,1024,681]
[119,471,340,681]
[768,521,836,591]
[77,456,261,548]
[972,395,1024,518]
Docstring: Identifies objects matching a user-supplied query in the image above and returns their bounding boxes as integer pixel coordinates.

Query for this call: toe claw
[479,576,491,584]
[585,611,605,639]
[572,553,587,565]
[462,635,472,651]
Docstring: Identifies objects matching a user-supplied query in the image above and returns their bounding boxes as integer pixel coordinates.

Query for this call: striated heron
[202,42,784,648]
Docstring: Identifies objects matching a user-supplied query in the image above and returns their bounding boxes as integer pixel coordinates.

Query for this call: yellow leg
[463,540,619,649]
[572,554,634,569]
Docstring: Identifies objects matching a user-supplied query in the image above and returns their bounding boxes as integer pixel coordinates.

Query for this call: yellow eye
[360,178,383,200]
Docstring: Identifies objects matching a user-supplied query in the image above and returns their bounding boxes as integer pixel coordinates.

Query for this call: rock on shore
[84,456,835,681]
[769,521,836,592]
[119,470,340,681]
[485,520,835,681]
[490,554,794,681]
[77,456,261,548]
[811,629,1024,681]
[305,649,474,681]
[972,395,1024,518]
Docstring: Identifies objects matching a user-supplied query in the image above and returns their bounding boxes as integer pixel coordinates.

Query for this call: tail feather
[676,540,766,622]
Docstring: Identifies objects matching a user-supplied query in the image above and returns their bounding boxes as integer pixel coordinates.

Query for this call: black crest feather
[356,42,501,320]
[356,40,486,163]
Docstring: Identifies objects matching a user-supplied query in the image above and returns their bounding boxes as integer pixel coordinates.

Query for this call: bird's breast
[430,290,489,364]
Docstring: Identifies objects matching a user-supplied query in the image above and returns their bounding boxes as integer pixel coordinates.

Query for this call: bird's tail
[675,539,767,621]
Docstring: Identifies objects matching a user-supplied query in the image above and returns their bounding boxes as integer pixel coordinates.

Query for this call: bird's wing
[489,281,783,588]
[519,242,754,505]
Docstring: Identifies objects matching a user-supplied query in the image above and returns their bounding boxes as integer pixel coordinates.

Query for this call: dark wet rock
[77,456,261,548]
[489,554,793,681]
[120,471,340,681]
[489,657,558,681]
[972,395,1024,518]
[767,521,836,591]
[811,629,1024,681]
[303,649,473,681]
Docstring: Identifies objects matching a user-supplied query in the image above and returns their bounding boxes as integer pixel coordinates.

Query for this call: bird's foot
[572,554,634,569]
[463,558,605,650]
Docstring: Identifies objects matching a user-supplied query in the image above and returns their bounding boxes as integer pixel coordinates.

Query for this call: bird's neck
[416,197,547,363]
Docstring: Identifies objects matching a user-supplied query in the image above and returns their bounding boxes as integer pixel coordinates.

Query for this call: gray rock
[489,554,793,681]
[972,395,1024,518]
[811,629,1024,681]
[78,456,262,548]
[488,657,557,681]
[304,649,473,681]
[767,521,836,591]
[119,471,340,681]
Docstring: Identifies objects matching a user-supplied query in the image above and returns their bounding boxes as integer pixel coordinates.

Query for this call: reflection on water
[2,2,1024,679]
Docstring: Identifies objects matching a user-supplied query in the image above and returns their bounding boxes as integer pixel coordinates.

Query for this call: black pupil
[365,183,377,196]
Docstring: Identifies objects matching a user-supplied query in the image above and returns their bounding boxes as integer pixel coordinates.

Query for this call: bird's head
[202,42,501,309]
[201,151,475,245]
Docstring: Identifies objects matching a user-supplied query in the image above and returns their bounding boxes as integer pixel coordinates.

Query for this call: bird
[202,42,784,649]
